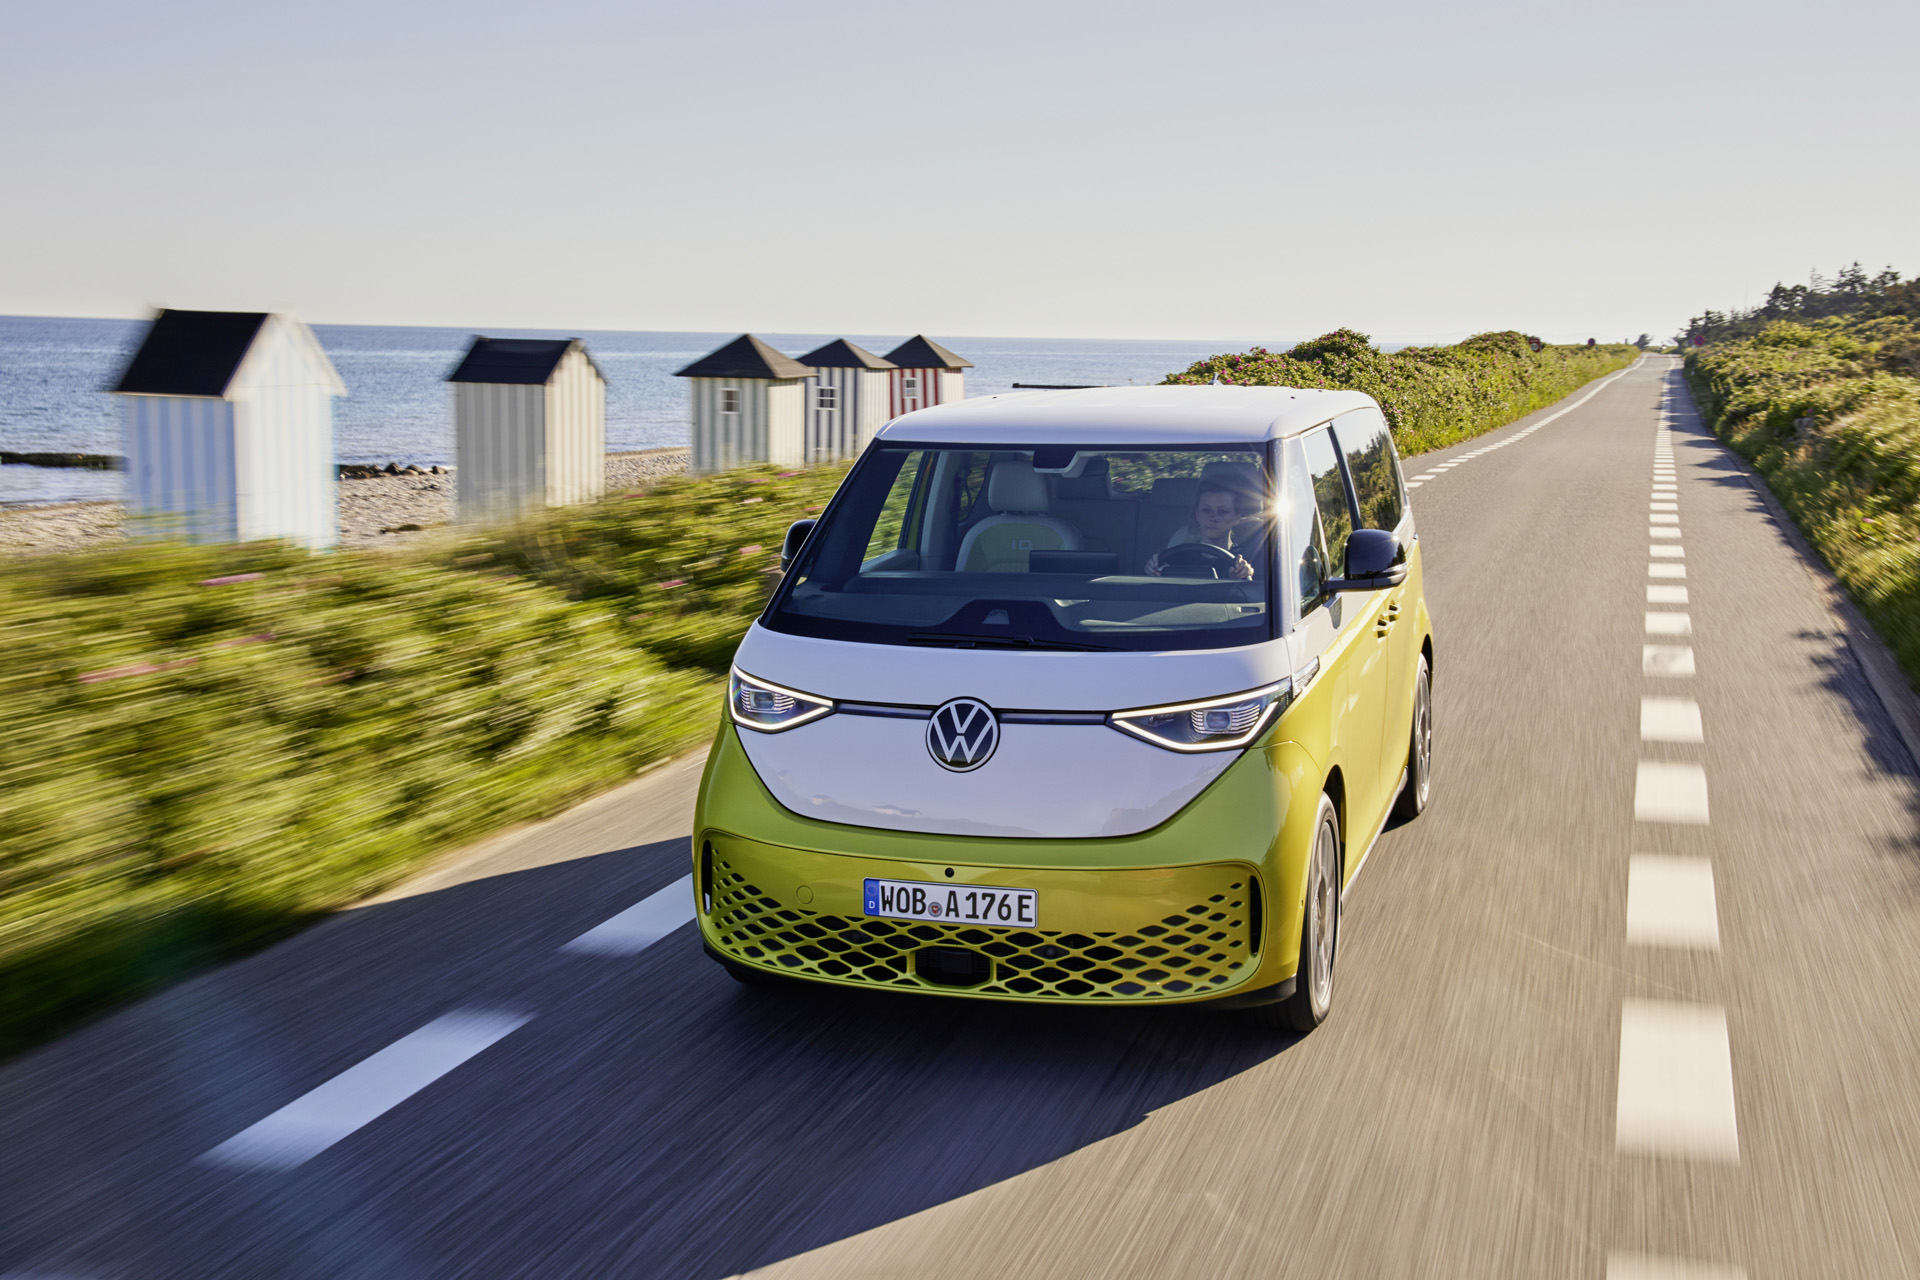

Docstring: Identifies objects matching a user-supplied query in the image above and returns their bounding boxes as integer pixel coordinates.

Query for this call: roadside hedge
[1166,330,1639,454]
[1686,315,1920,687]
[0,463,844,1055]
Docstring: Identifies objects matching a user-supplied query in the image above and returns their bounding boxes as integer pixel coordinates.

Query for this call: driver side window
[1301,428,1355,578]
[1285,439,1331,611]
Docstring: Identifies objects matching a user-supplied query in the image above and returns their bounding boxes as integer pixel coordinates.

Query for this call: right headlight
[728,668,833,732]
[1108,680,1292,752]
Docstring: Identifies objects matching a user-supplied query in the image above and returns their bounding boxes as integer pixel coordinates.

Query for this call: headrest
[1199,461,1265,511]
[988,460,1050,513]
[1054,457,1111,501]
[1149,477,1200,507]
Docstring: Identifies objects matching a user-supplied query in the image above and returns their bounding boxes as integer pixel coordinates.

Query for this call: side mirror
[1327,528,1408,591]
[780,519,817,572]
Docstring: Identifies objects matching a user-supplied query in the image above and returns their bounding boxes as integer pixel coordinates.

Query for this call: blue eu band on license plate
[863,878,1037,928]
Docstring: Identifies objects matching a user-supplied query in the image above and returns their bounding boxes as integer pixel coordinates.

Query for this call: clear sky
[2,0,1915,345]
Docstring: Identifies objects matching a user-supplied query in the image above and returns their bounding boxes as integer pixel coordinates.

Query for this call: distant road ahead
[4,356,1920,1279]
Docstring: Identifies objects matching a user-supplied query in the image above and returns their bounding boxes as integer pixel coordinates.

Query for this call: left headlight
[1108,681,1291,752]
[728,668,834,732]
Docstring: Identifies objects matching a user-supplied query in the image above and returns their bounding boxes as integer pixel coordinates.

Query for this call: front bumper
[694,722,1324,1006]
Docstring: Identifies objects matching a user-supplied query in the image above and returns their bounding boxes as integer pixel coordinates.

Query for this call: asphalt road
[6,356,1920,1279]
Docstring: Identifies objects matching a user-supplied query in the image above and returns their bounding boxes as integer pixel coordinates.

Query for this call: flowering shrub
[1165,330,1638,454]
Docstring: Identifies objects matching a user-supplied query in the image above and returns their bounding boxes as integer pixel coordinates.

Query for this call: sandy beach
[0,448,691,557]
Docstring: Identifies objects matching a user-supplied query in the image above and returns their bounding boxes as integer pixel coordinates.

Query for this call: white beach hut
[110,309,345,549]
[794,339,896,464]
[883,335,972,417]
[676,334,811,474]
[447,337,606,521]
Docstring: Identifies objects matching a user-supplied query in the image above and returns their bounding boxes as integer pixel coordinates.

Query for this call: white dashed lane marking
[200,1010,531,1171]
[561,874,695,956]
[1616,999,1740,1162]
[1649,562,1686,579]
[1650,545,1685,559]
[1607,1251,1748,1279]
[1643,645,1696,678]
[1635,760,1710,824]
[1647,585,1688,604]
[1627,855,1720,950]
[1650,527,1683,540]
[1645,612,1692,637]
[1640,695,1703,742]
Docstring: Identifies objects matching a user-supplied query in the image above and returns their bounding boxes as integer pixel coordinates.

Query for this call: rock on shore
[0,449,691,557]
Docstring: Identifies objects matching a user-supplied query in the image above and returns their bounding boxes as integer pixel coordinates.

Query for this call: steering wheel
[1158,541,1240,579]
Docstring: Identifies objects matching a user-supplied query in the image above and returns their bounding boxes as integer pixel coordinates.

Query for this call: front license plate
[864,878,1037,928]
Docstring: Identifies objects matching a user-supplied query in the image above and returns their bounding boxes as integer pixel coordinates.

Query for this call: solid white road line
[1635,760,1710,824]
[561,874,696,956]
[1627,856,1720,950]
[200,1010,530,1171]
[1616,999,1739,1161]
[1643,645,1696,678]
[1607,1252,1747,1280]
[1649,563,1686,579]
[1645,612,1692,637]
[1640,696,1703,743]
[1647,585,1688,604]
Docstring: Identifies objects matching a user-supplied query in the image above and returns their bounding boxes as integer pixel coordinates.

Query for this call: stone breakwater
[0,448,691,557]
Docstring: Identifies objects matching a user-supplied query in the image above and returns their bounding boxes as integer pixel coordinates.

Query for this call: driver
[1145,481,1256,579]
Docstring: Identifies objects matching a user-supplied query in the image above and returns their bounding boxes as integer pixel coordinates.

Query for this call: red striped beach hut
[883,335,972,417]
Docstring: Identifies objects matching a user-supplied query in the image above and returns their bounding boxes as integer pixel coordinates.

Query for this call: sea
[0,316,1258,505]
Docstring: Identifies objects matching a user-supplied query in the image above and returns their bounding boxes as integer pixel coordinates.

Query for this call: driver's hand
[1145,554,1164,577]
[1230,555,1254,580]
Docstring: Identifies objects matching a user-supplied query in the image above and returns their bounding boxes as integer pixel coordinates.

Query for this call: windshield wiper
[907,631,1118,652]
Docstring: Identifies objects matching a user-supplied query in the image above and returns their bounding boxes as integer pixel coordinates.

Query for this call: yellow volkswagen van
[693,385,1432,1030]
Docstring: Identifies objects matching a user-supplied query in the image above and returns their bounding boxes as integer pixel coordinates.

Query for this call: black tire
[1391,653,1432,822]
[1248,794,1340,1033]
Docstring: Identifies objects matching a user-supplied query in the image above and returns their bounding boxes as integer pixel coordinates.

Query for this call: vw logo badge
[927,697,999,772]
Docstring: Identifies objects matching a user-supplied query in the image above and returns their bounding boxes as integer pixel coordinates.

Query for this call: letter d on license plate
[863,878,1037,928]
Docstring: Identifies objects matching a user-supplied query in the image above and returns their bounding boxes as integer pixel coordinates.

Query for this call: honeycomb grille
[709,858,1255,1001]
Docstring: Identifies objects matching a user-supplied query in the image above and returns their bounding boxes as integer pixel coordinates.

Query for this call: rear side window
[1301,428,1354,577]
[1332,408,1405,531]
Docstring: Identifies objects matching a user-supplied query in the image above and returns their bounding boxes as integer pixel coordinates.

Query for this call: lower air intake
[708,857,1254,1002]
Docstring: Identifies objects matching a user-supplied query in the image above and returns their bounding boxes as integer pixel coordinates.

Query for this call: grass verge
[1685,315,1920,689]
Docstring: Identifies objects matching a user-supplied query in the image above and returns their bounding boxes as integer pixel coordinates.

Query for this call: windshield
[764,443,1277,653]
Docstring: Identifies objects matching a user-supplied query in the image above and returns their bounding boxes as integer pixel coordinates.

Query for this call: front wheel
[1248,794,1341,1033]
[1391,653,1432,822]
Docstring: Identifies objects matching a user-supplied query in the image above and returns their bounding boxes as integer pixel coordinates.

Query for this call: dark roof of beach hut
[448,337,603,385]
[111,310,272,397]
[795,339,897,371]
[675,334,812,380]
[883,335,973,371]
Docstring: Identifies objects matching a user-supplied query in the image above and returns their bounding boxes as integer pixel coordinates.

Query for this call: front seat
[957,459,1083,572]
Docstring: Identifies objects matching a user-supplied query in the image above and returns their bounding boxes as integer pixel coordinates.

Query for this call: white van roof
[876,384,1378,446]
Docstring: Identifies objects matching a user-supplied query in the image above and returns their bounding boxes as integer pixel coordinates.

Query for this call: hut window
[901,376,920,397]
[720,388,740,414]
[815,386,838,412]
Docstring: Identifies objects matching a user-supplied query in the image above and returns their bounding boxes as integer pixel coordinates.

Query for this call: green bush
[1687,316,1920,687]
[1165,330,1639,454]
